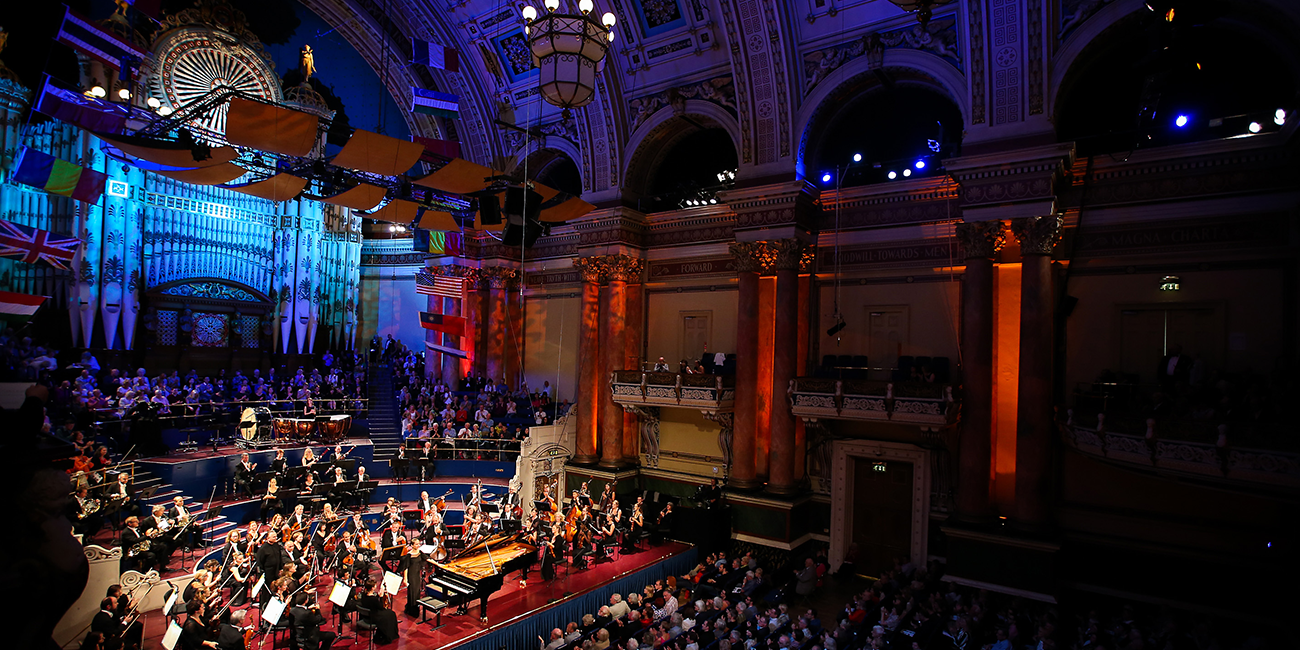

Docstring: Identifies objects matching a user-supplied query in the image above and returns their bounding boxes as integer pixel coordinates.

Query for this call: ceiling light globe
[544,0,559,11]
[579,0,594,13]
[602,12,616,26]
[118,88,131,100]
[90,85,106,98]
[521,5,537,20]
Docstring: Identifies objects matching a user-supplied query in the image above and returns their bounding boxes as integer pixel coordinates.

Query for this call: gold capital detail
[480,266,518,289]
[730,240,812,274]
[573,254,645,284]
[1010,215,1063,256]
[955,221,1007,259]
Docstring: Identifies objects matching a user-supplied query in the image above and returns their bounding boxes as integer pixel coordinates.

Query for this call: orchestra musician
[253,530,286,594]
[402,537,425,620]
[597,482,615,513]
[288,592,336,650]
[227,549,253,607]
[287,503,309,534]
[215,608,250,650]
[141,504,176,568]
[625,498,645,551]
[379,520,407,574]
[650,501,675,545]
[109,471,139,518]
[179,598,219,650]
[169,495,204,550]
[260,478,283,522]
[502,483,522,521]
[270,448,287,475]
[233,453,256,499]
[416,490,435,513]
[74,486,104,539]
[301,447,318,468]
[106,583,145,649]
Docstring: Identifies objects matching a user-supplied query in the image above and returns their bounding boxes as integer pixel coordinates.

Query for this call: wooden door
[851,458,914,578]
[681,312,711,366]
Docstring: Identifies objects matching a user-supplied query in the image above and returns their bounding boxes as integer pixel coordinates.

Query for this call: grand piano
[420,530,537,624]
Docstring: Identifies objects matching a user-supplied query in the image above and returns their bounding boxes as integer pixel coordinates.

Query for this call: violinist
[288,592,335,650]
[363,578,401,639]
[179,599,219,650]
[260,478,283,522]
[215,608,250,650]
[379,521,407,574]
[240,522,260,556]
[287,503,309,535]
[270,448,287,475]
[228,550,252,607]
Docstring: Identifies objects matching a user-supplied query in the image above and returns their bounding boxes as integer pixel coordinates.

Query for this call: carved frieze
[801,16,962,97]
[627,76,738,132]
[571,254,646,284]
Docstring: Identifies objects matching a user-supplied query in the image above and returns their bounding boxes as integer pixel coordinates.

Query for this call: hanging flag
[411,39,461,73]
[416,269,465,298]
[123,0,162,19]
[0,291,48,323]
[0,219,83,270]
[414,230,464,256]
[56,7,149,72]
[35,75,128,133]
[13,149,108,205]
[412,135,462,162]
[411,88,459,119]
[426,340,470,359]
[419,311,466,336]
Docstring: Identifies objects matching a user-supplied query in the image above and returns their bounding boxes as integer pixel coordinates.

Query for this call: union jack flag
[0,219,82,270]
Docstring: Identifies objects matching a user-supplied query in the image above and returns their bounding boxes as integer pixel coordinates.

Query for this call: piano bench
[416,596,450,629]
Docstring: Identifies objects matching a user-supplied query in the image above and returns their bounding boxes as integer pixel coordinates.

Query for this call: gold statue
[299,45,316,81]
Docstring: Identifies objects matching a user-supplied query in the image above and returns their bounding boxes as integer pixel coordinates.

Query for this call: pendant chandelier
[520,0,617,113]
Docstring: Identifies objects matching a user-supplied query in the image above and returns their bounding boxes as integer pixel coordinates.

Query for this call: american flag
[0,219,82,270]
[416,270,465,298]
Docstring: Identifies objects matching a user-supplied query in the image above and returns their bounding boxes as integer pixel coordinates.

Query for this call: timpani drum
[294,419,318,440]
[319,414,351,442]
[272,418,296,440]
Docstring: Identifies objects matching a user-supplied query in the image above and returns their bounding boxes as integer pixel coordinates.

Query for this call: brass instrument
[78,498,102,519]
[127,539,151,557]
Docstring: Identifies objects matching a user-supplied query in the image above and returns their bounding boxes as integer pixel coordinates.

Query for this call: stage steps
[130,466,238,546]
[367,363,404,462]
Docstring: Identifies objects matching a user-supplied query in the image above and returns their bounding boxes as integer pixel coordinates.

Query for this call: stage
[135,542,696,650]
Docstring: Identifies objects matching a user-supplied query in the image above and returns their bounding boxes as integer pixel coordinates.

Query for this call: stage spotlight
[90,85,106,98]
[146,97,161,109]
[118,88,131,100]
[915,159,926,169]
[887,171,897,180]
[709,198,717,204]
[821,172,832,183]
[852,153,862,162]
[1248,121,1261,133]
[1276,109,1287,125]
[826,321,847,336]
[903,168,912,177]
[1175,114,1189,128]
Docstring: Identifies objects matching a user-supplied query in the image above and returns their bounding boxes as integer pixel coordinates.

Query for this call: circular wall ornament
[148,27,283,136]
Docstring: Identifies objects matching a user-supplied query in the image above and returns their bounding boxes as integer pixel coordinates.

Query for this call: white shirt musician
[417,491,434,513]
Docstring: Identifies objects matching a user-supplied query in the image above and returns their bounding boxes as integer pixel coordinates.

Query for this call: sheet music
[161,622,182,650]
[383,571,403,596]
[328,581,352,607]
[252,574,266,597]
[163,591,179,617]
[263,598,287,626]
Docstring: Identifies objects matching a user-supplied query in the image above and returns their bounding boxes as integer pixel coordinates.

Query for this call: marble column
[954,220,1005,522]
[482,267,515,383]
[1011,215,1063,529]
[729,243,766,489]
[622,280,645,465]
[572,258,605,464]
[462,270,485,380]
[600,270,627,468]
[442,295,459,384]
[767,240,804,495]
[426,288,442,380]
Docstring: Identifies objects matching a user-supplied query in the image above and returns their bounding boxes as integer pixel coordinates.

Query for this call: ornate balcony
[1060,413,1300,490]
[610,371,735,413]
[789,378,958,426]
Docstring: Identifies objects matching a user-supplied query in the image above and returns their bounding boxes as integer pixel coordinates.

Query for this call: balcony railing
[789,378,958,426]
[610,371,735,413]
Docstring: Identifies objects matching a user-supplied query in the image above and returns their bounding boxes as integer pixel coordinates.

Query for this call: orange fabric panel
[153,162,247,186]
[531,182,560,203]
[98,134,237,168]
[539,196,596,222]
[224,97,319,157]
[418,210,462,232]
[319,183,388,211]
[225,174,308,202]
[412,158,495,194]
[368,199,420,225]
[332,130,425,176]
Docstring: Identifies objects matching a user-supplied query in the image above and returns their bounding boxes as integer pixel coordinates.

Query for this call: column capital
[955,220,1007,259]
[480,265,518,289]
[1010,215,1063,256]
[572,254,646,284]
[768,239,806,272]
[729,240,815,274]
[729,241,768,273]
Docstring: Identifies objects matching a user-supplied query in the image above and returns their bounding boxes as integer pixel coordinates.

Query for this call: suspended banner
[0,291,47,323]
[411,87,459,119]
[221,174,308,202]
[414,231,464,256]
[318,183,388,211]
[412,158,494,194]
[224,97,319,157]
[96,132,238,169]
[56,7,148,72]
[35,76,127,133]
[539,196,597,222]
[0,219,82,270]
[332,129,425,177]
[13,148,107,204]
[425,340,470,359]
[152,162,248,186]
[420,311,466,336]
[416,268,464,296]
[411,39,460,72]
[416,210,462,232]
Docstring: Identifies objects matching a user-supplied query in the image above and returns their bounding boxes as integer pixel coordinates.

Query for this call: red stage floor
[136,542,690,649]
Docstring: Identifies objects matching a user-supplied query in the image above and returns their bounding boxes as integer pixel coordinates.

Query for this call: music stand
[334,481,358,512]
[390,458,409,482]
[286,466,306,483]
[334,458,357,474]
[356,480,378,509]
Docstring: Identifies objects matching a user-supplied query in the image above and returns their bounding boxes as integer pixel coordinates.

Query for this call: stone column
[1011,215,1063,529]
[954,220,1005,522]
[729,243,766,489]
[482,267,516,383]
[622,280,645,465]
[767,240,804,495]
[462,269,485,380]
[442,295,459,384]
[572,258,605,464]
[599,260,629,468]
[426,287,442,381]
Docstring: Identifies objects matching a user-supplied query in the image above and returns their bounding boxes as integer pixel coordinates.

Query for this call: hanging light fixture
[519,0,617,114]
[887,0,953,25]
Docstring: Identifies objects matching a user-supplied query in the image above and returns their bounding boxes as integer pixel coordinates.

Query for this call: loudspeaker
[477,194,502,226]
